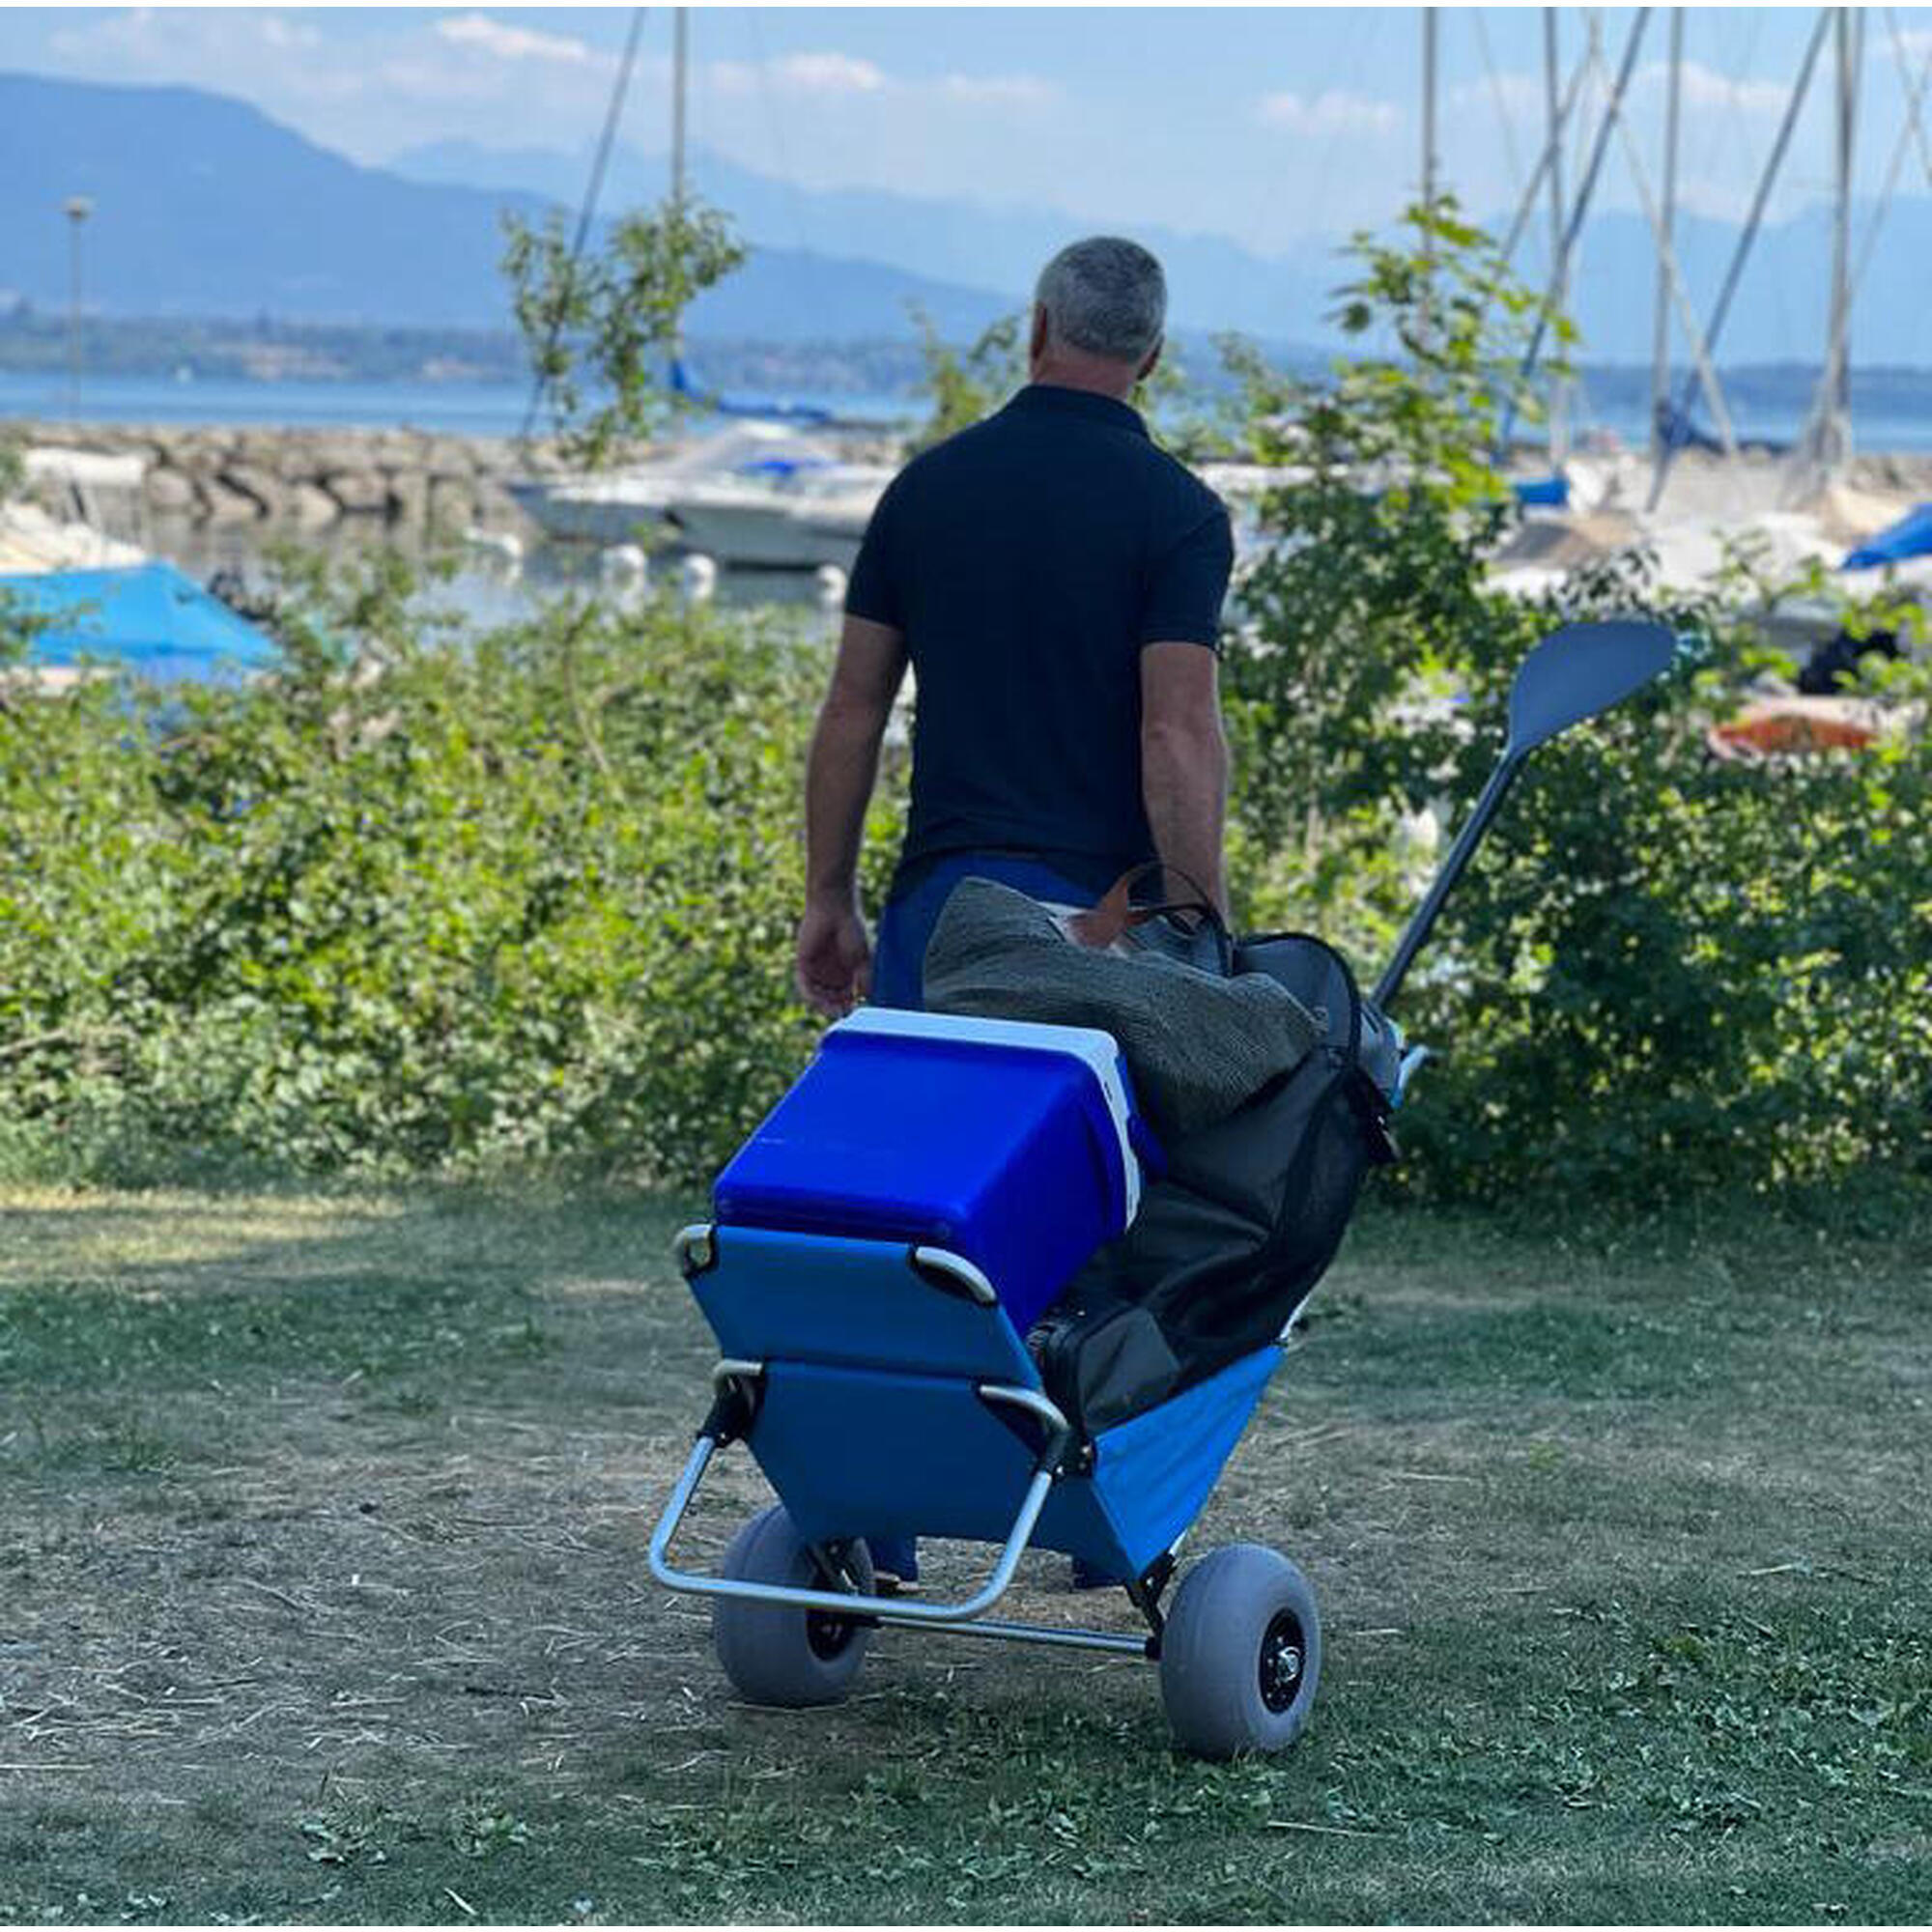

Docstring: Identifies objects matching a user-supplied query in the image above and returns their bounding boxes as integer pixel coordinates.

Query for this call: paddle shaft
[1372,752,1523,1012]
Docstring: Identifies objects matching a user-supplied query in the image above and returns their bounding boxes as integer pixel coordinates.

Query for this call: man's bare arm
[1141,639,1230,919]
[796,614,907,1013]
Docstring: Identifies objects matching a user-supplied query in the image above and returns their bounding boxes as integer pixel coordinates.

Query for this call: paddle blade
[1506,619,1678,756]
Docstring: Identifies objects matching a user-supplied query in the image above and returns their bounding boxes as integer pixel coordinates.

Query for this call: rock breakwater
[12,421,574,532]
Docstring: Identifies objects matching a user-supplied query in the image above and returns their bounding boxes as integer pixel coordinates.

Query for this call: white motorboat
[668,463,894,571]
[507,420,854,553]
[0,498,147,574]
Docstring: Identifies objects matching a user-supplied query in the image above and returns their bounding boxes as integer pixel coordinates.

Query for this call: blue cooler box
[713,1009,1149,1334]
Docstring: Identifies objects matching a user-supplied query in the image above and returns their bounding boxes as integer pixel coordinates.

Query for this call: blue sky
[5,8,1931,253]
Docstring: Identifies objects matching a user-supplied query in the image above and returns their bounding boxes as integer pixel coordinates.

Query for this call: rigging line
[1847,11,1932,309]
[518,5,650,448]
[1600,39,1739,454]
[1565,9,1607,430]
[1494,6,1653,461]
[1705,9,1768,212]
[745,9,813,257]
[1645,5,1832,510]
[1887,5,1932,189]
[1472,7,1525,199]
[1497,44,1593,270]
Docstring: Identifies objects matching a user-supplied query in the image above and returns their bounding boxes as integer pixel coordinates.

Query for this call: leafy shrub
[1225,205,1932,1201]
[0,561,899,1186]
[4,207,1927,1206]
[502,193,746,466]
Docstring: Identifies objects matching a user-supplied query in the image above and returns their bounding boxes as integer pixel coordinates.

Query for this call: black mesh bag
[1032,933,1401,1434]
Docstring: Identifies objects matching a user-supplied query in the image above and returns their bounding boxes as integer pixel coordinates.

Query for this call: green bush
[1224,205,1932,1202]
[0,560,899,1186]
[3,208,1927,1205]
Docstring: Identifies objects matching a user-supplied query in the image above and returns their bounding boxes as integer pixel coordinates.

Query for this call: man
[795,235,1236,1020]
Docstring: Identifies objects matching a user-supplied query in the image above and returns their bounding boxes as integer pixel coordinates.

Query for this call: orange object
[1708,696,1883,758]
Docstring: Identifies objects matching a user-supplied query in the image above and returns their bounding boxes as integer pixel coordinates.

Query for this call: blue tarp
[1511,473,1571,509]
[668,356,837,426]
[0,560,279,681]
[1842,501,1932,572]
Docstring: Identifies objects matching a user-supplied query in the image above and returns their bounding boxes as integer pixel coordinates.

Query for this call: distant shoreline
[12,411,1932,548]
[12,374,1932,460]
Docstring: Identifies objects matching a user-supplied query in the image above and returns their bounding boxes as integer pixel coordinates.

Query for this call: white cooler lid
[830,1007,1143,1224]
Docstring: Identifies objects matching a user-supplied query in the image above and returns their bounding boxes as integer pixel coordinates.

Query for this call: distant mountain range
[391,135,1341,343]
[0,71,1014,342]
[5,69,1932,367]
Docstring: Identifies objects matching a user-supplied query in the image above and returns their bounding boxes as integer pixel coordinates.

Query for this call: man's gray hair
[1035,237,1167,364]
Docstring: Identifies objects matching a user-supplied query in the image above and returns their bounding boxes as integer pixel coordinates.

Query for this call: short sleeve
[1138,502,1235,651]
[844,472,906,629]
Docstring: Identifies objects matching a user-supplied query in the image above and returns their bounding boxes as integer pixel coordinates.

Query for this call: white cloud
[709,50,886,97]
[258,17,321,53]
[1257,89,1400,137]
[939,72,1059,109]
[49,8,320,66]
[1662,58,1791,117]
[1447,71,1546,121]
[771,51,888,96]
[705,51,1052,111]
[435,14,593,68]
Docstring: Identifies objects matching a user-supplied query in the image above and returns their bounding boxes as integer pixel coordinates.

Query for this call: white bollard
[679,553,719,603]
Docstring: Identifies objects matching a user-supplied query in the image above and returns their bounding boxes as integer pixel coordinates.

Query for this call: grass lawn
[1,1183,1927,1924]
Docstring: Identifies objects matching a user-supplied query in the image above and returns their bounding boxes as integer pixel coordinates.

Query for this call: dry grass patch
[2,1186,1927,1923]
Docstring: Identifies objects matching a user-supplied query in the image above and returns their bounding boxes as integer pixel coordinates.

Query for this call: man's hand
[797,614,905,1016]
[795,894,871,1017]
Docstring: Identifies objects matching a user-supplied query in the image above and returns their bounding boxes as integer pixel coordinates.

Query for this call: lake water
[0,371,914,438]
[10,365,1932,450]
[13,361,1932,657]
[154,516,842,640]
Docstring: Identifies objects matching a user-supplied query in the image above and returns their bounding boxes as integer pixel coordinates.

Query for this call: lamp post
[63,194,93,424]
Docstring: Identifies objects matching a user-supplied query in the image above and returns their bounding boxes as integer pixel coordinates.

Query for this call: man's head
[1030,237,1166,397]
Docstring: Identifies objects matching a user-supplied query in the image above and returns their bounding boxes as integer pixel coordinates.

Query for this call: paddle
[1372,619,1679,1010]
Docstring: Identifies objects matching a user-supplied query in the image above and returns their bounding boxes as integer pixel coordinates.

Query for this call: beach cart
[647,620,1677,1756]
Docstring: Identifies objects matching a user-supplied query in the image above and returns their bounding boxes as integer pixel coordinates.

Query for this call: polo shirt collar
[1006,383,1149,438]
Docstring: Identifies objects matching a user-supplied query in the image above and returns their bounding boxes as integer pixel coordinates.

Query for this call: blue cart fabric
[713,1009,1146,1337]
[690,1225,1037,1385]
[687,1226,1279,1585]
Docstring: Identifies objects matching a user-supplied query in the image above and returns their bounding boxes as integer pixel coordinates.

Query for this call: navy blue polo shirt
[845,383,1234,899]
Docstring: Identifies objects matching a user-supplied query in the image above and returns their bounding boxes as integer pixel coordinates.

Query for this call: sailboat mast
[1421,7,1438,213]
[1798,6,1861,488]
[1544,8,1568,466]
[1828,5,1859,466]
[1420,6,1438,342]
[1650,9,1683,469]
[671,6,689,210]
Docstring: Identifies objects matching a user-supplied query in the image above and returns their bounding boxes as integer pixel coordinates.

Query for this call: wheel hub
[1259,1609,1306,1713]
[805,1607,857,1660]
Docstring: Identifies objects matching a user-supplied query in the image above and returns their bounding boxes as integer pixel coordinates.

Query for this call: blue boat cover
[1511,473,1571,509]
[668,355,837,426]
[0,561,278,682]
[1842,501,1932,571]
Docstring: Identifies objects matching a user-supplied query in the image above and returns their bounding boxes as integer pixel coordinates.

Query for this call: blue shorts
[870,851,1101,1011]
